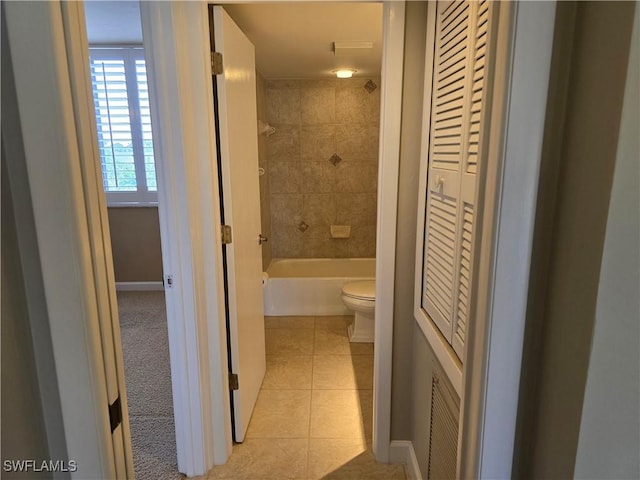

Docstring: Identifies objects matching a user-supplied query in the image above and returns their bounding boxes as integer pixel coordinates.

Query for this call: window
[90,47,157,204]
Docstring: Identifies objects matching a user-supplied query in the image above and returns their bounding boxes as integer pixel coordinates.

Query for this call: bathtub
[263,258,376,316]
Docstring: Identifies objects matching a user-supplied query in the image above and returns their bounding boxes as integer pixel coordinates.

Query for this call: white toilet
[341,280,376,343]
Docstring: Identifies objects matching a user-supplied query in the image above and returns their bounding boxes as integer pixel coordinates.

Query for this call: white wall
[574,6,640,477]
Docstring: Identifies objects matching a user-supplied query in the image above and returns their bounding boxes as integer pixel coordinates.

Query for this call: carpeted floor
[117,291,184,480]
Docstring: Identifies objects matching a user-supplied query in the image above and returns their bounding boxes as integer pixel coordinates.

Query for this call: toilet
[341,280,376,343]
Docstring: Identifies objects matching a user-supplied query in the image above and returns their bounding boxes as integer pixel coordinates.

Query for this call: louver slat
[467,0,489,175]
[425,193,458,324]
[430,0,469,172]
[428,374,460,480]
[454,204,474,345]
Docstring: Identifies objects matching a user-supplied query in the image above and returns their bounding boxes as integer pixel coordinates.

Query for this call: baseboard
[115,281,164,291]
[389,440,422,480]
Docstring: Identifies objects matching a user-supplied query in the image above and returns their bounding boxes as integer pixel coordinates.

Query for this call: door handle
[258,234,268,245]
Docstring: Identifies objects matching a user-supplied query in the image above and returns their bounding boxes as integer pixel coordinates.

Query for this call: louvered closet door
[422,0,491,359]
[451,0,489,357]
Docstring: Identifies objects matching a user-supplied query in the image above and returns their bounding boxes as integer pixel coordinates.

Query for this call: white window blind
[90,48,157,204]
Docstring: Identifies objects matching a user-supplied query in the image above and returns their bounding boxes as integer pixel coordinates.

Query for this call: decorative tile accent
[329,153,343,166]
[266,79,381,258]
[364,80,377,93]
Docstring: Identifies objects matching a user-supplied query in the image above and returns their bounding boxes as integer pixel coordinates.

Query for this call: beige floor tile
[246,389,311,439]
[312,355,373,390]
[313,318,374,355]
[307,438,406,480]
[314,315,353,330]
[266,328,315,355]
[208,438,309,480]
[309,390,372,440]
[313,328,351,355]
[263,355,313,389]
[348,341,374,356]
[265,316,315,330]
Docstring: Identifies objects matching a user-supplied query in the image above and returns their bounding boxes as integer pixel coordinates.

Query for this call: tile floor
[203,315,406,480]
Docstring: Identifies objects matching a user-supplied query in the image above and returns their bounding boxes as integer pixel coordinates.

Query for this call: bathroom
[225,3,382,329]
[211,4,397,477]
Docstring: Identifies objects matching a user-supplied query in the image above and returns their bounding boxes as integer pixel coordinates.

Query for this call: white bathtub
[263,258,376,316]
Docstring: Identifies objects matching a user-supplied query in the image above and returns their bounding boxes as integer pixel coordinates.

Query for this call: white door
[212,5,266,442]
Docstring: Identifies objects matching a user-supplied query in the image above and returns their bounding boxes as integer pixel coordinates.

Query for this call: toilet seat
[342,280,375,301]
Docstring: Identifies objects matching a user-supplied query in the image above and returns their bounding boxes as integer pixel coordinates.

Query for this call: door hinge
[211,52,223,75]
[221,225,233,245]
[109,396,122,433]
[229,373,239,391]
[164,274,174,288]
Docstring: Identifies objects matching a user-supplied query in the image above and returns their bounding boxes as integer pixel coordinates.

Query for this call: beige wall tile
[336,88,370,124]
[269,162,303,194]
[335,162,378,193]
[299,79,338,89]
[303,194,336,226]
[246,389,311,438]
[266,88,300,124]
[267,125,300,163]
[333,239,351,258]
[348,225,377,258]
[270,193,303,225]
[265,79,300,90]
[265,79,381,258]
[256,72,272,271]
[300,125,336,162]
[335,77,381,91]
[336,124,379,161]
[301,224,334,258]
[301,87,336,124]
[302,161,336,193]
[335,193,377,226]
[271,225,305,258]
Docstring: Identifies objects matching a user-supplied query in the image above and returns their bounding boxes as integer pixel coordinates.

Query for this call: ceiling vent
[333,41,373,56]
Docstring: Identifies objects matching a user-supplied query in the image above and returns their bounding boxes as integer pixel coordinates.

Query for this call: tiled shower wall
[265,78,381,259]
[256,72,272,270]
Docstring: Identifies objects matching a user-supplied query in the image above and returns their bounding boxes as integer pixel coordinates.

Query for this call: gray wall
[518,2,637,478]
[256,71,273,270]
[2,148,51,479]
[265,78,380,258]
[107,207,163,282]
[391,0,428,441]
[411,323,436,476]
[574,6,639,477]
[1,16,67,473]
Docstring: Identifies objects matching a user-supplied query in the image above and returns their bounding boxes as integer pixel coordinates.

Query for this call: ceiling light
[335,69,356,79]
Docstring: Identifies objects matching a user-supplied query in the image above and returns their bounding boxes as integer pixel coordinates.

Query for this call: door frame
[138,1,407,472]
